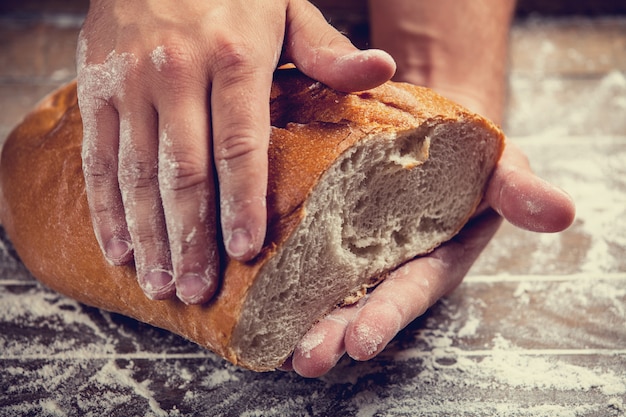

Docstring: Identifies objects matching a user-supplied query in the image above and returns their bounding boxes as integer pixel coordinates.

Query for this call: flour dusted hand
[76,0,396,304]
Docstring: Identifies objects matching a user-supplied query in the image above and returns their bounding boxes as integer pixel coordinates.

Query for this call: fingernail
[104,238,132,265]
[140,269,174,300]
[226,228,253,259]
[176,273,215,305]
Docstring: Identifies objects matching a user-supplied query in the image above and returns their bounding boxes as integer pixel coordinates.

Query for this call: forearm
[368,0,516,124]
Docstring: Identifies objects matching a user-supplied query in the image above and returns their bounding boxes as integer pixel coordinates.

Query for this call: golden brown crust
[0,69,503,370]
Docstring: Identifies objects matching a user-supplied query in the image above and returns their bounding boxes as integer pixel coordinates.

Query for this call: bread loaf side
[0,69,504,371]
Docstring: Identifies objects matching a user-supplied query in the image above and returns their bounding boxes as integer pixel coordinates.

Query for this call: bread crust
[0,69,504,370]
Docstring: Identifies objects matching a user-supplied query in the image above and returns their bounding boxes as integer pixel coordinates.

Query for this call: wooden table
[1,7,625,417]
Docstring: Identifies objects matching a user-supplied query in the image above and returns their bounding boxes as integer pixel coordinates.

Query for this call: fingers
[80,100,133,266]
[78,0,399,306]
[291,301,363,378]
[77,33,136,267]
[486,143,576,233]
[338,158,571,365]
[118,50,221,304]
[206,1,292,262]
[345,210,503,361]
[292,140,576,376]
[79,37,220,304]
[77,30,176,300]
[116,99,176,300]
[208,1,397,262]
[210,60,272,261]
[157,90,220,304]
[285,0,396,92]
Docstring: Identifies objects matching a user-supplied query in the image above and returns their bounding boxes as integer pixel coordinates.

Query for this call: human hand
[286,142,576,377]
[76,0,396,304]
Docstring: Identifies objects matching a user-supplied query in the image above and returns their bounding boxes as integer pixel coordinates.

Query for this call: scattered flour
[483,337,626,395]
[76,34,137,254]
[392,329,626,396]
[202,367,241,389]
[456,310,481,338]
[39,399,67,417]
[0,287,116,356]
[297,327,327,359]
[354,323,384,357]
[93,360,168,417]
[76,34,137,149]
[150,45,168,71]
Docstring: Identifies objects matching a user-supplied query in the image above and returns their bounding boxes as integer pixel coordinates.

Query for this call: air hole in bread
[391,132,431,168]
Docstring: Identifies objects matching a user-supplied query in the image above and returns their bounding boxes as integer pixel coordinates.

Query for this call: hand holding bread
[0,0,578,378]
[289,140,576,377]
[76,0,396,305]
[2,69,512,372]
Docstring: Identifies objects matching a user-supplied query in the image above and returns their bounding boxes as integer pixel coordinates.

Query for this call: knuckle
[158,150,209,193]
[157,41,196,76]
[82,151,117,187]
[214,131,264,165]
[118,151,158,189]
[322,29,352,50]
[210,35,257,78]
[150,40,204,96]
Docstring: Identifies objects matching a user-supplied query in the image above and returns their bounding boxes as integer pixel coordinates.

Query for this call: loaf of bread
[0,69,504,371]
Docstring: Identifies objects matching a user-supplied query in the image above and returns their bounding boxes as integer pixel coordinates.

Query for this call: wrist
[368,0,516,124]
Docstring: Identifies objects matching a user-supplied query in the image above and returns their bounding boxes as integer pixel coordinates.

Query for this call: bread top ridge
[0,68,504,371]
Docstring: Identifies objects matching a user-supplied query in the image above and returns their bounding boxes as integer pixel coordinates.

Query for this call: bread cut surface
[0,69,504,371]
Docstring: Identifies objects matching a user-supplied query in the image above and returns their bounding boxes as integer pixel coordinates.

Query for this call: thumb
[485,142,576,233]
[284,1,396,92]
